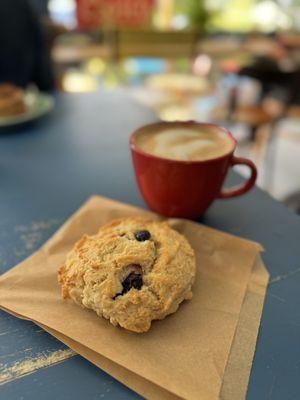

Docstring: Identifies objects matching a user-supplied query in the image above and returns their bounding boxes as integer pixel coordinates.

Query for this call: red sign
[76,0,154,29]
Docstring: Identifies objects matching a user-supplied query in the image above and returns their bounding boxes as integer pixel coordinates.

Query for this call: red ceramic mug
[130,121,257,218]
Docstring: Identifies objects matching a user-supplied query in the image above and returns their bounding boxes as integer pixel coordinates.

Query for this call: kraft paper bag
[0,196,268,400]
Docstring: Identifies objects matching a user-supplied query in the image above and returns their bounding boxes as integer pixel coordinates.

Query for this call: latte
[135,125,234,161]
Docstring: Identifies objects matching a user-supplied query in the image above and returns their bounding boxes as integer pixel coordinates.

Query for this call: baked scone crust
[58,217,196,333]
[0,83,26,117]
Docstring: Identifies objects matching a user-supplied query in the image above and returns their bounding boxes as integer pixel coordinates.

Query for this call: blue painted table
[0,91,299,400]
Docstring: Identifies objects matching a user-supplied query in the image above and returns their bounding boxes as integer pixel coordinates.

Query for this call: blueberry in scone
[58,217,196,333]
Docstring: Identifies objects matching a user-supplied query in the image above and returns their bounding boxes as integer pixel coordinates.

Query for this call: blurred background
[1,0,300,213]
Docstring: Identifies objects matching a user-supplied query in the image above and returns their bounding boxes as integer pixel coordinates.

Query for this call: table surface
[0,91,299,400]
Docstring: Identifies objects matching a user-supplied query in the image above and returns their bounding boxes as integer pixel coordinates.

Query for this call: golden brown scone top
[58,217,196,333]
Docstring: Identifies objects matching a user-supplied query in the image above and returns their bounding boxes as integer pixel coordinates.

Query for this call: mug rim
[129,120,237,165]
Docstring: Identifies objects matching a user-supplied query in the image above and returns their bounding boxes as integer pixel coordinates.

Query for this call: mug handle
[218,156,257,199]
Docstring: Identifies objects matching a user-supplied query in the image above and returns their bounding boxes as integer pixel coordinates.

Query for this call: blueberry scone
[58,217,196,333]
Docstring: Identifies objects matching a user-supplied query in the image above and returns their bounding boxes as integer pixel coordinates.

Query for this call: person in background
[29,0,49,18]
[0,0,54,91]
[240,37,300,109]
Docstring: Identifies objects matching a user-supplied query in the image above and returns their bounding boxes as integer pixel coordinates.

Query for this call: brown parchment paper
[34,255,269,400]
[220,255,269,400]
[0,196,268,400]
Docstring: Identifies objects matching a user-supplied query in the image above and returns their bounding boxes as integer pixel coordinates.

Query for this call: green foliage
[174,0,210,29]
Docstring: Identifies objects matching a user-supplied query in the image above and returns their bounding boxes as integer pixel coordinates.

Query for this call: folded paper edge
[38,323,184,400]
[219,255,269,400]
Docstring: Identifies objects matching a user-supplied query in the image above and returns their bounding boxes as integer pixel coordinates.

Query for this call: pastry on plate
[0,83,27,117]
[58,217,196,333]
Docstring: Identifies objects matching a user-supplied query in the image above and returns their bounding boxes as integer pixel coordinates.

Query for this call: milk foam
[136,126,234,161]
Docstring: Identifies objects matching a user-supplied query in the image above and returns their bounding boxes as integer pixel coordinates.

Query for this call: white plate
[0,90,54,127]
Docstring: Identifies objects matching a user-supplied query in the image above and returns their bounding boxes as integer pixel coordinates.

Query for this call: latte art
[135,126,234,161]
